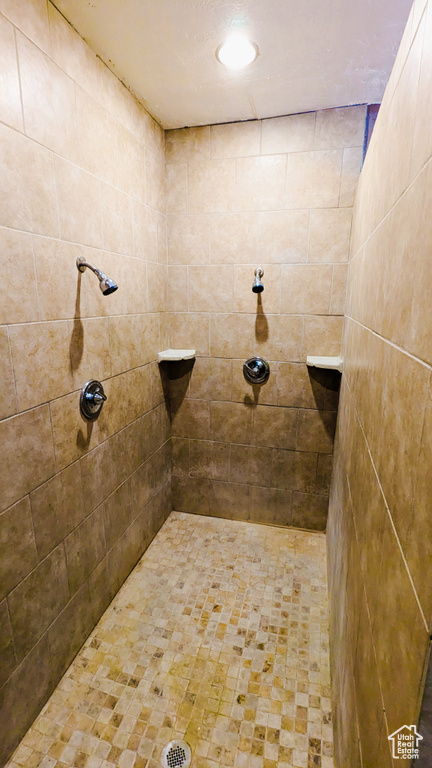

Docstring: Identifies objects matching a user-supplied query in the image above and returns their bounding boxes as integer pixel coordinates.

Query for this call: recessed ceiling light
[216,33,259,70]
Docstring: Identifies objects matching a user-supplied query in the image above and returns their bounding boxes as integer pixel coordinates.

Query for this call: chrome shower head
[252,267,264,293]
[99,276,118,295]
[76,256,118,296]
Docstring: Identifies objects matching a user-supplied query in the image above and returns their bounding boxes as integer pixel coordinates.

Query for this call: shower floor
[7,512,333,768]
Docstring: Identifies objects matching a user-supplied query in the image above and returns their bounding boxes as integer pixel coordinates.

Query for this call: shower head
[252,267,264,293]
[76,256,118,295]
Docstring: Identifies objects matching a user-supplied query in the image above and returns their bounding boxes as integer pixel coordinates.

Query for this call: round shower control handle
[80,380,107,421]
[243,356,270,385]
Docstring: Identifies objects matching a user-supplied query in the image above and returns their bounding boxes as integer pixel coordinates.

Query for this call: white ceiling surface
[53,0,413,129]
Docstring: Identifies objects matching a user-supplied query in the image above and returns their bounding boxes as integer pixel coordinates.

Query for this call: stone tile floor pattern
[7,512,333,768]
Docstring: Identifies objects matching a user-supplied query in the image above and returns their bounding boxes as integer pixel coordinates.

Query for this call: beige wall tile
[101,252,148,317]
[101,183,134,255]
[147,261,166,312]
[48,4,99,100]
[189,357,232,401]
[250,486,292,526]
[172,436,189,476]
[172,475,211,515]
[166,126,210,164]
[302,316,343,359]
[0,405,55,513]
[146,147,165,212]
[9,321,74,411]
[297,409,336,453]
[405,378,432,621]
[166,312,209,356]
[48,578,96,684]
[210,121,261,159]
[0,13,23,131]
[189,265,233,312]
[69,317,111,388]
[315,106,366,150]
[345,322,429,548]
[235,155,286,211]
[281,264,332,314]
[30,461,85,561]
[0,634,54,768]
[330,265,348,315]
[252,405,297,449]
[108,313,160,376]
[168,214,209,264]
[209,479,251,520]
[0,326,17,420]
[286,149,343,209]
[55,157,103,248]
[17,32,80,164]
[189,439,229,480]
[372,516,429,734]
[292,491,328,530]
[308,208,352,263]
[8,544,69,662]
[258,210,309,264]
[0,229,38,324]
[339,147,363,207]
[209,212,258,264]
[141,111,165,159]
[133,201,158,260]
[97,59,140,138]
[210,313,303,361]
[157,211,167,264]
[210,401,253,444]
[172,399,210,440]
[188,159,236,214]
[115,123,146,203]
[0,0,51,53]
[229,444,273,486]
[76,86,117,186]
[0,599,16,687]
[166,163,188,214]
[233,265,281,314]
[167,265,188,312]
[64,506,106,596]
[0,123,58,236]
[261,112,316,155]
[0,496,38,601]
[277,363,327,409]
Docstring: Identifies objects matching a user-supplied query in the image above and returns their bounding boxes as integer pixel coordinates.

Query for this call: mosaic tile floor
[7,512,333,768]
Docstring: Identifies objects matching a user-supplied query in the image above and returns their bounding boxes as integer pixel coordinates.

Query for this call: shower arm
[77,258,105,279]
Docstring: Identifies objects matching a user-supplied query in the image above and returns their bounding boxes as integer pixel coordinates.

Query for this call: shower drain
[161,740,191,768]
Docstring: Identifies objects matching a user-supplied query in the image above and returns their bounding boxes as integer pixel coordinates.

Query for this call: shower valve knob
[243,356,270,385]
[80,380,107,421]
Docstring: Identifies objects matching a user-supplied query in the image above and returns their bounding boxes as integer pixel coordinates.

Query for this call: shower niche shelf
[306,355,344,372]
[158,348,196,362]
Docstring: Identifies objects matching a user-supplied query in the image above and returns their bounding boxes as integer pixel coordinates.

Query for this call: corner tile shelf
[158,348,196,362]
[306,355,344,372]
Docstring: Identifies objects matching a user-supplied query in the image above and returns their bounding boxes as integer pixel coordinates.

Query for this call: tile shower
[1,0,432,767]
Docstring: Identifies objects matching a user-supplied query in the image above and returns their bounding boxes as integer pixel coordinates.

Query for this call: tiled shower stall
[1,0,432,766]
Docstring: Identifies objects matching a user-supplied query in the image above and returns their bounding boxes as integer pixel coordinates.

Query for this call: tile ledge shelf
[306,355,344,372]
[158,348,196,362]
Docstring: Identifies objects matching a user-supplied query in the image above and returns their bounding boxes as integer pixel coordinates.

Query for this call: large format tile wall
[0,1,170,764]
[165,108,366,530]
[327,0,432,764]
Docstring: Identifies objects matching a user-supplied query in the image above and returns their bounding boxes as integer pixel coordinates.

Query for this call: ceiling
[53,0,413,129]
